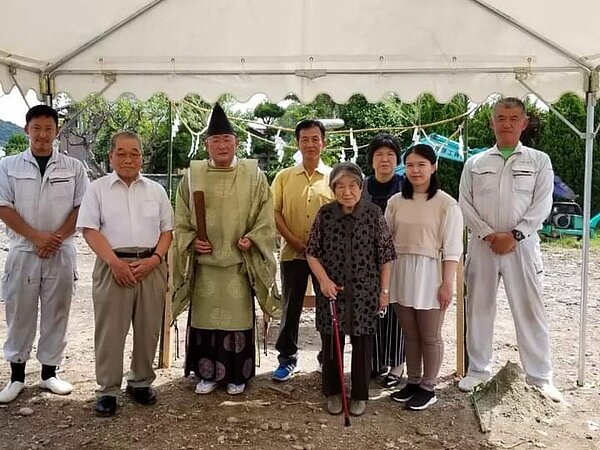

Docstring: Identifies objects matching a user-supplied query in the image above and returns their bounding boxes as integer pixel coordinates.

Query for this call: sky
[0,87,40,127]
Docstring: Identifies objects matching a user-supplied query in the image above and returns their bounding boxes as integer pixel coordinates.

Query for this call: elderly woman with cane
[307,162,396,417]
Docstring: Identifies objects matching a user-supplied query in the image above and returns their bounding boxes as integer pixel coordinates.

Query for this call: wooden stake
[158,250,173,368]
[456,257,466,377]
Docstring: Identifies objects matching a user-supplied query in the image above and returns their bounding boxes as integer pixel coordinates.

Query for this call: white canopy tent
[1,0,598,383]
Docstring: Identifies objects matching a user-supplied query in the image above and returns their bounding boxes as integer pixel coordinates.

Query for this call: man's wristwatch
[511,229,525,242]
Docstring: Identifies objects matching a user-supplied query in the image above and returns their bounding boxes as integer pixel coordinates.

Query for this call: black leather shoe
[95,395,117,417]
[126,386,157,406]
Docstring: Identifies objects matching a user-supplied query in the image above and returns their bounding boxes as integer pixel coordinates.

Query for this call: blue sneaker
[272,363,299,382]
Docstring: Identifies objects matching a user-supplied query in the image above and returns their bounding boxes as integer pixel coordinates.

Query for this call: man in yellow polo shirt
[272,120,334,381]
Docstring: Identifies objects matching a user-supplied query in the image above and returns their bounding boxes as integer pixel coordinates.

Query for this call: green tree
[4,133,28,156]
[337,93,469,198]
[538,93,600,214]
[250,101,286,173]
[64,93,194,175]
[339,94,402,169]
[259,94,346,178]
[405,94,469,199]
[466,103,494,149]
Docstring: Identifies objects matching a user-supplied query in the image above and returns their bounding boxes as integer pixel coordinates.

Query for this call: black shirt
[34,154,52,177]
[364,173,403,213]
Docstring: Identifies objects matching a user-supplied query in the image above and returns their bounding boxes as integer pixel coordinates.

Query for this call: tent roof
[1,0,599,102]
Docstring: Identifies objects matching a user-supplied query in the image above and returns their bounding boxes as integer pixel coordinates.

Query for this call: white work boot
[39,377,73,395]
[0,381,25,403]
[458,375,488,392]
[533,383,563,403]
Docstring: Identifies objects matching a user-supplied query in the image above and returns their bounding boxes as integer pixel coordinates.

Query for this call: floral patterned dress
[306,199,396,336]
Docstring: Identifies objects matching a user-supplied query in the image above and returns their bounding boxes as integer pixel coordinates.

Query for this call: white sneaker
[39,376,73,395]
[534,383,563,403]
[0,381,25,403]
[458,375,488,392]
[195,380,218,395]
[226,383,245,395]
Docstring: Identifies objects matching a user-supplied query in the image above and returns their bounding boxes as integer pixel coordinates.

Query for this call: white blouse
[387,194,463,310]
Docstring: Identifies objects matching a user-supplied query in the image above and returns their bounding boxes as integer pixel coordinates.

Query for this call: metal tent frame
[0,0,597,384]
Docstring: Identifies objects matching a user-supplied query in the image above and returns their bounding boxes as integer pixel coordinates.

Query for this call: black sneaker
[407,387,437,411]
[390,383,420,403]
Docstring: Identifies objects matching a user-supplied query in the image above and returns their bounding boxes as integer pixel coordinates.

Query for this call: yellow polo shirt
[272,162,333,261]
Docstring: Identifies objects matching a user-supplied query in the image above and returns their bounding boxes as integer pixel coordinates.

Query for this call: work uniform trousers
[275,259,321,366]
[465,237,552,384]
[92,257,167,397]
[2,246,77,365]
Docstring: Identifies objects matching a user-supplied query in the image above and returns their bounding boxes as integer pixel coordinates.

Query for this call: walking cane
[329,299,351,426]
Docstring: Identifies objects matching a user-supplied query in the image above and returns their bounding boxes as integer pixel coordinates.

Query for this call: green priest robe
[171,159,279,330]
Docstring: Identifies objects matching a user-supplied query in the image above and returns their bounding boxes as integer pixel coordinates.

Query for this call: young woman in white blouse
[385,144,463,411]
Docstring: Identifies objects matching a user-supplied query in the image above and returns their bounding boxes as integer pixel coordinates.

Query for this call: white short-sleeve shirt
[0,149,88,250]
[76,171,174,249]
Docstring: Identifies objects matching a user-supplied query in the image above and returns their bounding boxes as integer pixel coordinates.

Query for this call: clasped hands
[484,232,517,255]
[110,253,161,288]
[33,231,63,259]
[194,236,253,254]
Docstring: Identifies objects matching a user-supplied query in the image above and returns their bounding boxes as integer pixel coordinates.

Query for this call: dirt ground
[0,234,598,450]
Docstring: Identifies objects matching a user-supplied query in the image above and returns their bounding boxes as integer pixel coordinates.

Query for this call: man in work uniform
[271,119,334,381]
[77,131,173,416]
[0,105,88,403]
[458,97,562,402]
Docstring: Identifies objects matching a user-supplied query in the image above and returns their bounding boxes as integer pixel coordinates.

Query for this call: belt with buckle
[114,248,155,259]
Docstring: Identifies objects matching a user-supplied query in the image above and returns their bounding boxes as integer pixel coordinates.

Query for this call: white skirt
[389,253,441,310]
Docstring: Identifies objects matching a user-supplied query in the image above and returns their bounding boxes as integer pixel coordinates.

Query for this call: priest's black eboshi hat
[206,103,236,137]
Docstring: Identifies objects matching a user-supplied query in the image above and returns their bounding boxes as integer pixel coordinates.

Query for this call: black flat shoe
[95,395,117,417]
[126,386,157,406]
[383,373,402,388]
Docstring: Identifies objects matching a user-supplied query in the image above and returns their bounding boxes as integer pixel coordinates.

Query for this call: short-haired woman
[363,133,405,387]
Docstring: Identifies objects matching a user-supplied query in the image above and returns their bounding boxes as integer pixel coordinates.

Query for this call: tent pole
[8,67,31,108]
[58,77,116,138]
[517,78,585,138]
[0,57,42,74]
[468,0,593,71]
[167,101,174,199]
[46,0,167,74]
[577,77,597,386]
[518,71,597,387]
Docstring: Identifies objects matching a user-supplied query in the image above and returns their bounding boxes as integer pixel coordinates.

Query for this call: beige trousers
[92,257,167,397]
[394,304,445,391]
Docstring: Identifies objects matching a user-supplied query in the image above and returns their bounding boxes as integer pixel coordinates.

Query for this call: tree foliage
[4,133,28,156]
[0,119,24,147]
[65,93,196,176]
[537,93,600,214]
[59,90,599,215]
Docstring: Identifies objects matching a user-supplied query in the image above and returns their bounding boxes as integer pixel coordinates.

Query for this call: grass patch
[540,234,600,249]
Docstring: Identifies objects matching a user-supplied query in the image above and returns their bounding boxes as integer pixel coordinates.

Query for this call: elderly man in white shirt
[0,105,88,404]
[458,97,561,402]
[77,131,173,417]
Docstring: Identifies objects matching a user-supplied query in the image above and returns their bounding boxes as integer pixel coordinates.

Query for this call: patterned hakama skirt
[185,327,255,385]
